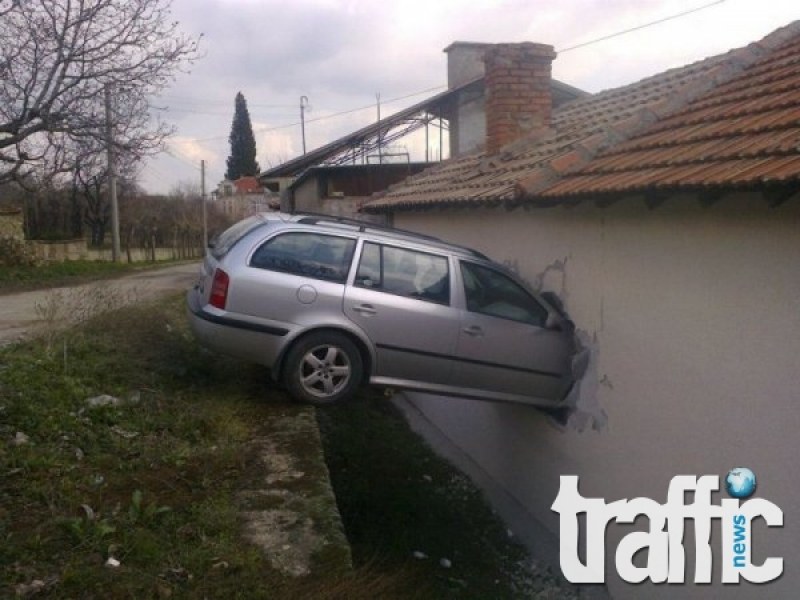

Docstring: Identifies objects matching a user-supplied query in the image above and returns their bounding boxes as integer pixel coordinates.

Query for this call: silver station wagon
[187,213,587,407]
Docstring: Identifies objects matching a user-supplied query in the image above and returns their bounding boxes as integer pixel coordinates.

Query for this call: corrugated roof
[363,21,800,213]
[258,82,477,179]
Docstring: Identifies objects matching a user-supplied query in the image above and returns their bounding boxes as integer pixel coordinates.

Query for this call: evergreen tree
[225,92,260,180]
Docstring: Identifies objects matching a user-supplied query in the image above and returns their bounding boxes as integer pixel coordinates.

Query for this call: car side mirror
[540,291,566,316]
[545,312,563,331]
[545,312,574,333]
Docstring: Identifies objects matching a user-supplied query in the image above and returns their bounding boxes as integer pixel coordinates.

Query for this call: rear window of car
[250,232,356,283]
[209,215,264,259]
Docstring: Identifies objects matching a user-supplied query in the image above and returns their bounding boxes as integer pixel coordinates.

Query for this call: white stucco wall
[394,192,800,599]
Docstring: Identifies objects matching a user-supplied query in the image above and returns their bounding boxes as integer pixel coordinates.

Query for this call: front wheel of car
[284,332,363,405]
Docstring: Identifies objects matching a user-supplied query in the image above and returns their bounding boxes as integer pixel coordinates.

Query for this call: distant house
[215,176,277,220]
[363,24,800,599]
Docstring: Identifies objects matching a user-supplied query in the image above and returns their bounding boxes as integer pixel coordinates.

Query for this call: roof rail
[292,212,488,259]
[294,212,443,242]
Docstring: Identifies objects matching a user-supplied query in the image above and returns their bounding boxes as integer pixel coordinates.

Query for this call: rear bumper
[186,290,288,366]
[188,293,289,337]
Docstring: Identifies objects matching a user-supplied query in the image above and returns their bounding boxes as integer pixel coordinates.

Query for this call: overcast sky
[140,0,799,195]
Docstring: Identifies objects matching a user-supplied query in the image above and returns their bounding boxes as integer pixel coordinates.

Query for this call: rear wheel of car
[284,332,363,405]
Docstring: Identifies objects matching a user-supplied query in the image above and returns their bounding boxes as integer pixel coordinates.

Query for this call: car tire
[284,332,363,405]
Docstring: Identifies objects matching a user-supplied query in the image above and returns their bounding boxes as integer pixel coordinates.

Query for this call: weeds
[0,235,39,267]
[33,282,145,351]
[127,489,171,526]
[58,510,117,550]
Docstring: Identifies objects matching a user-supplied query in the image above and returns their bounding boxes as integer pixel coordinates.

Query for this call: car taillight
[209,268,230,309]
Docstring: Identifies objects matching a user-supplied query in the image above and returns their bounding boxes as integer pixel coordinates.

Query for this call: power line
[557,0,726,53]
[153,105,296,118]
[163,147,202,171]
[156,94,297,109]
[142,160,173,182]
[189,84,446,144]
[147,151,225,190]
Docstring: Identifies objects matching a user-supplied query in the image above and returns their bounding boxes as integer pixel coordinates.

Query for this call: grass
[1,293,576,598]
[0,259,184,295]
[0,297,354,598]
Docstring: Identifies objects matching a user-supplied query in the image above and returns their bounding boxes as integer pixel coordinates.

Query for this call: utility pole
[439,110,444,162]
[300,96,309,154]
[425,111,429,162]
[376,92,382,164]
[201,159,207,251]
[104,85,120,262]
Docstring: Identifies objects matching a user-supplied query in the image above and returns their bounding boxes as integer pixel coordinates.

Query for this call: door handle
[462,325,483,337]
[352,304,377,316]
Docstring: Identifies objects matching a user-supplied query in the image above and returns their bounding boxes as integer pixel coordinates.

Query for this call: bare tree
[117,190,233,262]
[0,0,200,185]
[168,179,202,200]
[264,152,290,170]
[75,151,139,246]
[0,1,20,18]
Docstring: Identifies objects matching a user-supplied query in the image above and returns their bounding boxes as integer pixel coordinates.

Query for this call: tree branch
[0,0,200,185]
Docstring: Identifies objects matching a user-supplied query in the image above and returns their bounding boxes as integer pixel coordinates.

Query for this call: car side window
[250,233,356,283]
[460,261,548,327]
[355,242,449,305]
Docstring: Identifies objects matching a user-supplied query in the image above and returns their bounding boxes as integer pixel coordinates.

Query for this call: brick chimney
[484,42,556,155]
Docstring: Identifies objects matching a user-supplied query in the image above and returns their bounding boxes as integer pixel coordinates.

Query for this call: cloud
[168,136,216,164]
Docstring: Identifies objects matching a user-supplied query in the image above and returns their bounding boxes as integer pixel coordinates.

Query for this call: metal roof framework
[259,76,587,181]
[259,80,483,180]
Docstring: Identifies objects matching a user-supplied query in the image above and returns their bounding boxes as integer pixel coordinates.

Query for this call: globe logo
[725,467,757,499]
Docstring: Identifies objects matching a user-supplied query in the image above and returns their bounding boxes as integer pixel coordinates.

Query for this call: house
[362,24,800,599]
[214,176,277,220]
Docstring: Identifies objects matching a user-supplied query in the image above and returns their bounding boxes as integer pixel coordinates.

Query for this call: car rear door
[453,260,574,402]
[234,231,358,328]
[344,241,460,385]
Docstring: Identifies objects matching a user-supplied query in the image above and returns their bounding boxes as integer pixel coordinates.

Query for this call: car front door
[344,241,460,386]
[453,261,574,403]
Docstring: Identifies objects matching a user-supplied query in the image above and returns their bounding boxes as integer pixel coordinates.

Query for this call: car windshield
[209,215,264,259]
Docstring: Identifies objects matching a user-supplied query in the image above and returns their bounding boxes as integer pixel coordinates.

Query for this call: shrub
[0,235,39,267]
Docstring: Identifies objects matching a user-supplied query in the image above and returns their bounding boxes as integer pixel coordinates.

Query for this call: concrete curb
[237,406,352,577]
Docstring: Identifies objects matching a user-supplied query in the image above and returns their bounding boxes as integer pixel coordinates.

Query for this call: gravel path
[0,262,200,347]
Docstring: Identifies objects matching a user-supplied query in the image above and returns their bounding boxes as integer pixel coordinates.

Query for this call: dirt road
[0,262,200,347]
